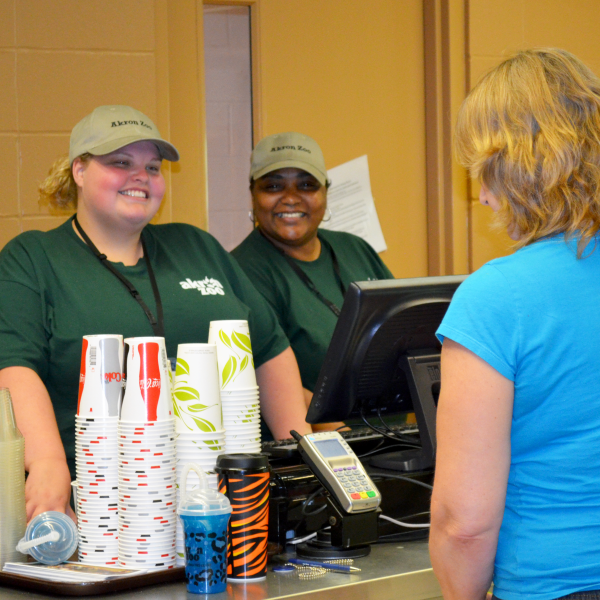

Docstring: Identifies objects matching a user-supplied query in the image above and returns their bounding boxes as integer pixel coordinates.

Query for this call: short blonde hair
[38,153,92,209]
[455,48,600,255]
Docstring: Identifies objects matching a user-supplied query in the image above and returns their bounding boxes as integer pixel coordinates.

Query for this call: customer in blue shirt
[430,48,600,600]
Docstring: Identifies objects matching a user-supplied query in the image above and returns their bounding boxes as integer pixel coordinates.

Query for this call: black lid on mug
[215,453,270,472]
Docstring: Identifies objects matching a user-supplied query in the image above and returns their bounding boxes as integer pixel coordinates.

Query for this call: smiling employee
[0,107,311,523]
[232,132,393,418]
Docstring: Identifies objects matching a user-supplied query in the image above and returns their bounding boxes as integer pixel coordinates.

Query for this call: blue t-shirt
[437,234,600,600]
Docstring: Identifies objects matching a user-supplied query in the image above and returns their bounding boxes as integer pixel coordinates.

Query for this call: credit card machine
[291,430,381,514]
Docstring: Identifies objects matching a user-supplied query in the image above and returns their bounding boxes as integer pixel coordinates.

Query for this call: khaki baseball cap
[250,132,327,186]
[69,105,179,163]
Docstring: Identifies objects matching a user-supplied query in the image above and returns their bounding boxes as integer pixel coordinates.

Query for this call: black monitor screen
[306,275,466,471]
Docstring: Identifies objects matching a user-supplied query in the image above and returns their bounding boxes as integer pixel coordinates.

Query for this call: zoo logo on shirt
[179,277,225,296]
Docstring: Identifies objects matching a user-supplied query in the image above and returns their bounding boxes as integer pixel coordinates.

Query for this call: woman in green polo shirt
[232,132,393,422]
[0,107,311,523]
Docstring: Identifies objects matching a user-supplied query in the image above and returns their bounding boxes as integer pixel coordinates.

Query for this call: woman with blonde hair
[0,105,311,523]
[430,49,600,600]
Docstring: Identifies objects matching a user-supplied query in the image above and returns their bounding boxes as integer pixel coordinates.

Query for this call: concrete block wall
[0,0,159,249]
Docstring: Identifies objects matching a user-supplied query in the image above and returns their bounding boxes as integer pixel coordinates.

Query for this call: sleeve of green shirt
[0,233,51,379]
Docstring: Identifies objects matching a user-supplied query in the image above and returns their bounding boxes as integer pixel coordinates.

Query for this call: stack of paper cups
[118,337,177,570]
[208,321,261,453]
[75,334,123,565]
[172,344,225,565]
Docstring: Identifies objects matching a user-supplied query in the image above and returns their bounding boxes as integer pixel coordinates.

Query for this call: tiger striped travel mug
[215,454,270,582]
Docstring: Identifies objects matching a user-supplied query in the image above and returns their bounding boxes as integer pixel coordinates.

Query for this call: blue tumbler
[178,464,232,594]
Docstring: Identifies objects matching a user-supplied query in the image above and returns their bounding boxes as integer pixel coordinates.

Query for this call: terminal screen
[313,438,348,458]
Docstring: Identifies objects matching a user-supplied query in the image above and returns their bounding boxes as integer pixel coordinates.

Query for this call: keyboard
[262,423,419,458]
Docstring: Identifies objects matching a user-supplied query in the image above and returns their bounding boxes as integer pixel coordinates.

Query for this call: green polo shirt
[0,218,289,474]
[231,228,393,392]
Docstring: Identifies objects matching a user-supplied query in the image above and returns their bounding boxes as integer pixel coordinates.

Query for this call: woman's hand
[26,457,75,523]
[0,366,75,524]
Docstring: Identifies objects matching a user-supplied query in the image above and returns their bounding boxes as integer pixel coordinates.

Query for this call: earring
[248,209,255,223]
[322,207,333,222]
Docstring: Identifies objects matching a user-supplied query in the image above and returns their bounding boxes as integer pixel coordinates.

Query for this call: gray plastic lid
[177,463,231,517]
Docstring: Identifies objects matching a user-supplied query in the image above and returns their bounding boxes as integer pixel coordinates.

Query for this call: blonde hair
[38,153,92,209]
[455,48,600,255]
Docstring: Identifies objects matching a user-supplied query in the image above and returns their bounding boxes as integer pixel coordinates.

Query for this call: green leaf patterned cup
[208,321,258,391]
[173,344,222,434]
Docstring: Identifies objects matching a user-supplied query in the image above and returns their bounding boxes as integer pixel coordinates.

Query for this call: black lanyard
[73,216,165,337]
[259,229,346,317]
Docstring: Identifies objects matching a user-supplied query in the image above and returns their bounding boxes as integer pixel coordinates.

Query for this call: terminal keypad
[333,466,377,499]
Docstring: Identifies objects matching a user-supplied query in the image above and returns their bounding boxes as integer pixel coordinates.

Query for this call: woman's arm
[429,338,513,600]
[255,347,312,439]
[0,366,74,522]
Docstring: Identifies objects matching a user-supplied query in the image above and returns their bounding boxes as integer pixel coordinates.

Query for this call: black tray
[0,566,185,596]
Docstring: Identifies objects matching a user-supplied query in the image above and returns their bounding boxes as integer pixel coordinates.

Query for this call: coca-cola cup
[77,335,124,417]
[121,337,173,422]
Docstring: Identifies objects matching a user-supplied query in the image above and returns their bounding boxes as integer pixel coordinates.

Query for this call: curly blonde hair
[455,48,600,256]
[38,153,92,209]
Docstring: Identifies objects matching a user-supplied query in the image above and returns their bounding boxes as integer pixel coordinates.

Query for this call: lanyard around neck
[258,229,346,317]
[73,216,165,338]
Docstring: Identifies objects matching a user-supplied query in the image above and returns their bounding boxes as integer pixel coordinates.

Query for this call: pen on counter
[286,558,361,573]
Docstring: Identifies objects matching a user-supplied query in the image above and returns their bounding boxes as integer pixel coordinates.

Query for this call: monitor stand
[369,349,439,472]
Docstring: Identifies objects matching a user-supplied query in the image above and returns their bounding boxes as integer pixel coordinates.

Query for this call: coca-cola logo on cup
[104,372,124,383]
[138,342,162,421]
[140,378,161,389]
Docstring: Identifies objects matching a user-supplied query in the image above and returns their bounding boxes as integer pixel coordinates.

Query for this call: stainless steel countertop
[0,542,442,600]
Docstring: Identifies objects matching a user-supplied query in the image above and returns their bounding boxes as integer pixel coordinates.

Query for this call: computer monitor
[306,275,466,472]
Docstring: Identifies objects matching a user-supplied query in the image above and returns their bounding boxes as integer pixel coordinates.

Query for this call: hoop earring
[322,207,333,222]
[248,209,255,223]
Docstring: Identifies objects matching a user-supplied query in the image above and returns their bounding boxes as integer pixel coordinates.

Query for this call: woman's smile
[252,167,327,254]
[73,140,165,233]
[119,189,149,199]
[275,211,307,220]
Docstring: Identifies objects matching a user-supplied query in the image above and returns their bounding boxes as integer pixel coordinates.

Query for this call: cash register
[263,275,466,550]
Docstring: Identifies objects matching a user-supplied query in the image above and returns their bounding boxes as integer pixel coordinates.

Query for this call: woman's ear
[72,157,86,188]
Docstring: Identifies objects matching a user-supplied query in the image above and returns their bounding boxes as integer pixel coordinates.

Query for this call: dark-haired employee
[231,132,393,416]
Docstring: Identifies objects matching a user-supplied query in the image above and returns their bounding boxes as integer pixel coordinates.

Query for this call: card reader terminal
[292,430,381,514]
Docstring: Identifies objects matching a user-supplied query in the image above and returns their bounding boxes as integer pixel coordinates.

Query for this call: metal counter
[0,541,442,600]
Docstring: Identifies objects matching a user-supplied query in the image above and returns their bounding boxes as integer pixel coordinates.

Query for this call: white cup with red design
[121,337,173,422]
[77,334,124,417]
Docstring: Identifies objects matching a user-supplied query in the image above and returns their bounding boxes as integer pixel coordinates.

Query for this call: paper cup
[208,321,258,390]
[121,337,172,421]
[78,335,124,417]
[173,344,223,433]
